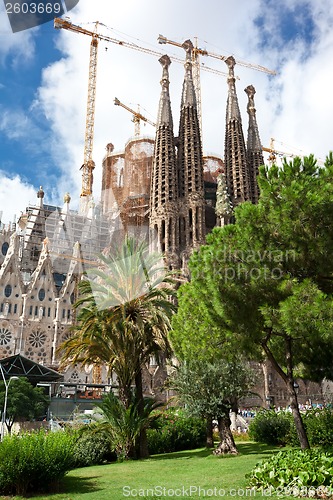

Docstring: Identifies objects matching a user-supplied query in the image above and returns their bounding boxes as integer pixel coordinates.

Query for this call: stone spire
[224,56,250,206]
[177,40,205,265]
[149,55,179,269]
[215,171,233,226]
[245,85,263,204]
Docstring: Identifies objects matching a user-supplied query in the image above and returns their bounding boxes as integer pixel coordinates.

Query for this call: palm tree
[91,391,163,460]
[59,236,176,457]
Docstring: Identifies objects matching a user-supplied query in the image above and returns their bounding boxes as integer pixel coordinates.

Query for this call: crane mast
[54,18,100,211]
[114,97,156,136]
[82,33,98,198]
[54,18,231,208]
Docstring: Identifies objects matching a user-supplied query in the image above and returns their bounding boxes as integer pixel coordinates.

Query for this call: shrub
[248,409,293,445]
[303,408,333,447]
[0,430,76,496]
[247,448,333,494]
[147,409,206,455]
[73,428,116,467]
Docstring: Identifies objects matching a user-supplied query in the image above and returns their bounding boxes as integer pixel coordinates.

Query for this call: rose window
[0,328,12,346]
[28,331,47,348]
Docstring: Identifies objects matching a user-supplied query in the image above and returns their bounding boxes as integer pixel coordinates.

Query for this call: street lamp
[0,363,18,441]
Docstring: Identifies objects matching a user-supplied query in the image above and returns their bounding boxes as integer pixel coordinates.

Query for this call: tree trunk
[287,379,310,450]
[214,414,238,455]
[205,416,214,448]
[262,335,310,450]
[135,369,149,459]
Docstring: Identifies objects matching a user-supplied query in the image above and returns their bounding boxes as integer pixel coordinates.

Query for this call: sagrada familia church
[0,41,323,411]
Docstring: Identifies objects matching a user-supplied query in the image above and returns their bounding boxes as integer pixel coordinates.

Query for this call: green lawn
[1,442,286,500]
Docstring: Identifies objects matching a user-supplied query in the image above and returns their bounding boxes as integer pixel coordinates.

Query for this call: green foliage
[249,408,333,448]
[0,377,49,433]
[173,155,333,448]
[248,409,293,445]
[147,409,206,455]
[93,391,163,460]
[60,236,176,411]
[169,358,255,420]
[0,430,76,496]
[304,409,333,447]
[247,448,333,493]
[73,428,116,467]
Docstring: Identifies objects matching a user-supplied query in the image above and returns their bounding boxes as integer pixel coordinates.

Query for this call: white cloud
[0,6,36,66]
[0,173,37,225]
[2,0,333,223]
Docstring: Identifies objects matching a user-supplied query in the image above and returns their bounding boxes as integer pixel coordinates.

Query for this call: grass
[0,441,284,500]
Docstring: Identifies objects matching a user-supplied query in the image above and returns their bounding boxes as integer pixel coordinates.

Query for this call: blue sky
[1,0,333,224]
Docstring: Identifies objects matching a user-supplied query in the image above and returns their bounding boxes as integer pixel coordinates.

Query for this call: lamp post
[0,363,18,441]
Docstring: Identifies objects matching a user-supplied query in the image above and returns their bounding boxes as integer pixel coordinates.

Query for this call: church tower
[224,56,251,207]
[245,85,264,204]
[177,40,205,265]
[150,55,180,269]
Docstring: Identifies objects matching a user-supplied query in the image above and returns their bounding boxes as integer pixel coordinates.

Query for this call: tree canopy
[173,154,333,449]
[0,377,49,434]
[59,236,176,458]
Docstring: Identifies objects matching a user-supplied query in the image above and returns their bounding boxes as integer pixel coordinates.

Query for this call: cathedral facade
[0,45,303,409]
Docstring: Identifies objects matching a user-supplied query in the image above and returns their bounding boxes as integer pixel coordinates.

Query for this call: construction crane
[158,34,276,135]
[158,34,276,75]
[114,97,156,137]
[54,18,100,205]
[262,138,325,165]
[54,18,231,206]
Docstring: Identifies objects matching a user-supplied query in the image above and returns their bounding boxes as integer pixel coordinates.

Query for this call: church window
[70,293,75,305]
[1,242,9,256]
[38,289,45,301]
[14,304,17,314]
[0,328,11,345]
[4,285,12,298]
[29,305,33,315]
[28,331,46,348]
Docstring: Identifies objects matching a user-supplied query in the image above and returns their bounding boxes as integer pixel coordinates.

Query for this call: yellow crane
[262,138,325,165]
[158,34,276,135]
[54,18,100,203]
[114,97,156,137]
[54,18,231,205]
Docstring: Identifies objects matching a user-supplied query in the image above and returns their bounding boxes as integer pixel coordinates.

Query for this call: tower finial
[245,84,256,115]
[157,55,173,127]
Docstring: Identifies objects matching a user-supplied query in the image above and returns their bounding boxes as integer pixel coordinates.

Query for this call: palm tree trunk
[135,369,149,459]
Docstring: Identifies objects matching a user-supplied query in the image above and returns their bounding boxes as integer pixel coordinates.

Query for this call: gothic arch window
[38,289,45,301]
[4,284,12,298]
[1,242,9,256]
[0,328,12,345]
[28,331,46,348]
